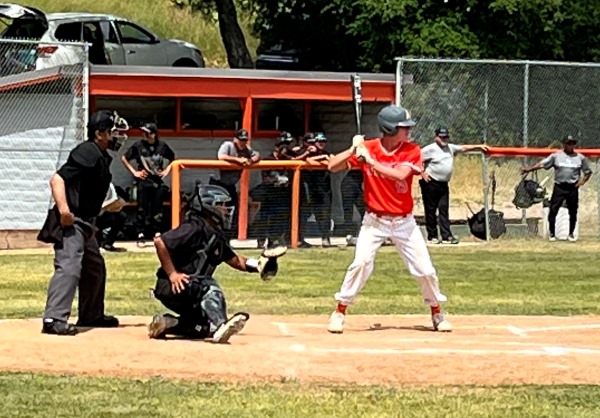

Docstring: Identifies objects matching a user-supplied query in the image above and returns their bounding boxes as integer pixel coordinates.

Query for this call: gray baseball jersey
[421,143,463,182]
[540,151,593,184]
[217,141,258,186]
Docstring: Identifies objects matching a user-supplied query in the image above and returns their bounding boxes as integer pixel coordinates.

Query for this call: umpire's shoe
[76,315,119,328]
[211,312,250,344]
[148,314,179,339]
[42,318,78,336]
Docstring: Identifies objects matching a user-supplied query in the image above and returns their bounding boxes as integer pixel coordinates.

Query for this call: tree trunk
[214,0,253,68]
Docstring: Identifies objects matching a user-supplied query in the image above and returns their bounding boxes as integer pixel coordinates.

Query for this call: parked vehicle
[0,3,205,74]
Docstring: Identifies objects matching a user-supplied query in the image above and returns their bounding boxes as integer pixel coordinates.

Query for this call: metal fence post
[395,58,403,106]
[82,42,90,141]
[481,156,491,241]
[521,62,530,224]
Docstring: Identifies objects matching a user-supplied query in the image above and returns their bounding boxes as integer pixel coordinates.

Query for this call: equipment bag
[512,171,548,209]
[466,171,507,240]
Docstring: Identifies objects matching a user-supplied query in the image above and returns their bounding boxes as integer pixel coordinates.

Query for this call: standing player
[326,105,452,334]
[520,135,593,241]
[121,123,176,246]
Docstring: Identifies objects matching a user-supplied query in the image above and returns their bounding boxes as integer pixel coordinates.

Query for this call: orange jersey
[348,139,423,216]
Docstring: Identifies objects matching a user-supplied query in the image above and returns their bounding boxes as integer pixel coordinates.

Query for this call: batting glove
[356,144,375,166]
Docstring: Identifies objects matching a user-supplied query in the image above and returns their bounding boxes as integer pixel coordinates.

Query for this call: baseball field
[1,240,599,417]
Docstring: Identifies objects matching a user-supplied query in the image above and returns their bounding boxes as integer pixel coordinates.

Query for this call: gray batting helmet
[377,105,415,135]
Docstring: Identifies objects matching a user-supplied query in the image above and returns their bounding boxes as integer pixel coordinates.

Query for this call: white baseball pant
[334,212,447,306]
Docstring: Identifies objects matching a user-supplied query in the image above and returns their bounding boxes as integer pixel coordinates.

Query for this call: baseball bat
[351,74,362,135]
[351,74,366,162]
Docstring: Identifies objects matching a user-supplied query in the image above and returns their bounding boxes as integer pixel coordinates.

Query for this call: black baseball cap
[563,135,577,144]
[315,132,327,142]
[141,122,158,134]
[303,132,316,143]
[435,127,450,138]
[276,131,293,146]
[235,129,249,141]
[88,110,115,132]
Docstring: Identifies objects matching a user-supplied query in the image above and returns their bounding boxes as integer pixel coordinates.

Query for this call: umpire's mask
[190,184,235,230]
[109,112,129,152]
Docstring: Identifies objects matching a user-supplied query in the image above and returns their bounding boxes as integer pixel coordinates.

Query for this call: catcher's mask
[87,110,129,151]
[189,184,235,230]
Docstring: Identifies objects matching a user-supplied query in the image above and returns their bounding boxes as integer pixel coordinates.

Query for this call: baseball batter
[326,105,452,334]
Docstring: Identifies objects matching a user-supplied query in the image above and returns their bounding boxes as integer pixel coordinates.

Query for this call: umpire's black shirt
[157,217,236,279]
[57,141,112,220]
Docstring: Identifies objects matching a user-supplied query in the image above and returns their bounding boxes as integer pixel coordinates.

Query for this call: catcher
[148,184,286,344]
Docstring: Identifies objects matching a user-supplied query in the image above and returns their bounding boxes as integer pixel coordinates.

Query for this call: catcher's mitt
[257,245,288,281]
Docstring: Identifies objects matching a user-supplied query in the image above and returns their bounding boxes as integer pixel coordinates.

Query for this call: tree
[173,0,253,68]
[249,0,599,73]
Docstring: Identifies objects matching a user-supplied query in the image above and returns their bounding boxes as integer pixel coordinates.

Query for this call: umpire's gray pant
[43,222,107,323]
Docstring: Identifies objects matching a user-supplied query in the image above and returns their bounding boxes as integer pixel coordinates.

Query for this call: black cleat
[76,315,119,328]
[42,319,78,336]
[148,314,179,339]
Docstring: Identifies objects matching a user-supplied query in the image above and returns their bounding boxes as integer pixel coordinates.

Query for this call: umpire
[37,110,126,335]
[521,135,593,242]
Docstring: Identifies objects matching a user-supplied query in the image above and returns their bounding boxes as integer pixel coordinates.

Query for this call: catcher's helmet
[189,183,235,230]
[377,105,415,135]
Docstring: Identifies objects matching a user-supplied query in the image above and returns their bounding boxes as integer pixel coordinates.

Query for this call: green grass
[1,240,599,319]
[1,242,598,417]
[0,373,599,418]
[9,0,259,67]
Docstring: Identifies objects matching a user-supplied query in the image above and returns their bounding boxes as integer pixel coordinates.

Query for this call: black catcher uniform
[148,184,287,344]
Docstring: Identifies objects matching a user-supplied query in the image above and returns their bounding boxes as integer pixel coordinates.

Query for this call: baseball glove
[257,245,288,282]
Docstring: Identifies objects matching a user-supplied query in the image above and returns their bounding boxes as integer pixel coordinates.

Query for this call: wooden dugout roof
[88,65,396,101]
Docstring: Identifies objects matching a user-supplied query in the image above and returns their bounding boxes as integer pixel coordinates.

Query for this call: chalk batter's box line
[288,344,600,357]
[272,321,600,336]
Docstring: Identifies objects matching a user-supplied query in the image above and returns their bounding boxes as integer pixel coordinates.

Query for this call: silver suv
[0,3,205,72]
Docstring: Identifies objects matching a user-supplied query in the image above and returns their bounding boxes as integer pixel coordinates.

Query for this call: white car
[0,3,205,73]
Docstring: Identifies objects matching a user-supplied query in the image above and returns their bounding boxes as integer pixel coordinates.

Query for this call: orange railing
[170,159,335,248]
[487,147,600,157]
[170,147,600,248]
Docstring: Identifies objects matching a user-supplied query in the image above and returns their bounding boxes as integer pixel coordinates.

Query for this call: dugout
[89,66,396,242]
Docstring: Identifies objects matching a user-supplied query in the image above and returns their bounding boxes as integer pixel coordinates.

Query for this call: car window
[99,21,119,44]
[82,22,101,43]
[115,21,154,44]
[2,17,47,40]
[54,22,82,42]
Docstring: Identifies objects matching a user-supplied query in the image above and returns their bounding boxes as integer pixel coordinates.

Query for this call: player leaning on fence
[420,127,489,244]
[521,135,593,242]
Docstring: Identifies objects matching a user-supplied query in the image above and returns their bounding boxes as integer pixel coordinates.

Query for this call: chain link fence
[0,39,89,230]
[396,57,600,240]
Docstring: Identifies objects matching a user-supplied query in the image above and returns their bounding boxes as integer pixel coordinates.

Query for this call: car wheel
[172,59,198,67]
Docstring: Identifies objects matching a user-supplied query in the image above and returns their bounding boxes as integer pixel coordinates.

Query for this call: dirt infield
[1,315,599,386]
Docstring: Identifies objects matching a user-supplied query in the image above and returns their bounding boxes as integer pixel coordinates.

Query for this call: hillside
[17,0,259,67]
